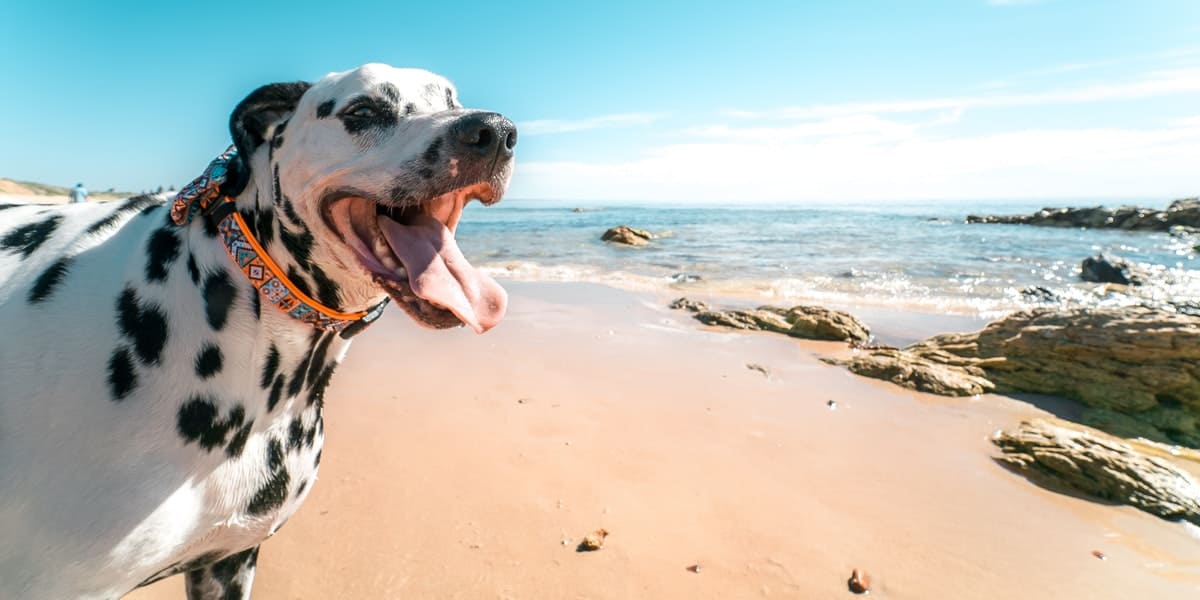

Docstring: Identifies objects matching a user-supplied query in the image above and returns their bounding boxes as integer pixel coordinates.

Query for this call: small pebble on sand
[578,529,609,552]
[848,568,871,594]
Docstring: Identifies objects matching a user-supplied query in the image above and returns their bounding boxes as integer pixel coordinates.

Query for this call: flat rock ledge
[601,225,654,246]
[839,307,1200,447]
[993,419,1200,526]
[967,197,1200,232]
[822,349,995,397]
[671,297,870,343]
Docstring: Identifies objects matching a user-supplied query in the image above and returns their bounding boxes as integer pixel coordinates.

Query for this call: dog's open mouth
[322,184,506,333]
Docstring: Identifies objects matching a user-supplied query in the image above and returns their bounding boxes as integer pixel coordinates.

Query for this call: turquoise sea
[455,198,1200,318]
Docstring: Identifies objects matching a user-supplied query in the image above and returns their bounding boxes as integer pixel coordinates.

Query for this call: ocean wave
[480,259,1200,319]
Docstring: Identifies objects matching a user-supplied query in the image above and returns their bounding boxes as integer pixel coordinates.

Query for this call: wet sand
[116,280,1200,598]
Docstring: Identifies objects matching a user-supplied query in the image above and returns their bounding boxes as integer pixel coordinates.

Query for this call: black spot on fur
[107,346,138,401]
[339,95,399,135]
[28,257,72,303]
[380,83,400,104]
[418,167,434,180]
[203,271,238,331]
[309,265,341,309]
[251,288,261,320]
[422,137,442,163]
[287,417,303,450]
[307,363,338,408]
[248,440,290,515]
[316,99,335,118]
[279,225,313,268]
[287,333,320,398]
[116,287,168,365]
[187,253,200,284]
[225,422,253,458]
[404,102,416,116]
[295,479,309,498]
[314,449,322,468]
[195,344,223,379]
[1,214,62,258]
[0,204,18,211]
[190,546,259,600]
[305,335,334,388]
[140,203,162,217]
[445,88,455,108]
[287,265,313,297]
[268,375,285,412]
[86,195,158,234]
[260,345,280,389]
[304,421,318,447]
[177,397,246,452]
[145,227,181,282]
[272,164,284,208]
[202,214,220,237]
[254,206,275,250]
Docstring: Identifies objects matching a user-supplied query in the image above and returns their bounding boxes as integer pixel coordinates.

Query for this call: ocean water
[454,199,1200,318]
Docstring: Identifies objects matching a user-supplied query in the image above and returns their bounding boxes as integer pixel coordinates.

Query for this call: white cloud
[509,67,1200,203]
[510,116,1200,203]
[731,67,1200,120]
[518,113,662,135]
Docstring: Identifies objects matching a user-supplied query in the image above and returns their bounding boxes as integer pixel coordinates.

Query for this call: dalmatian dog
[0,63,514,599]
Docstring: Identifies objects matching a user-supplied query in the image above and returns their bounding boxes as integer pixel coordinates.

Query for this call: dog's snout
[450,112,517,158]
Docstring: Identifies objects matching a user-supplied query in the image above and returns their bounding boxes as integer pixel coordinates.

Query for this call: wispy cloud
[518,113,662,135]
[513,118,1200,202]
[727,67,1200,120]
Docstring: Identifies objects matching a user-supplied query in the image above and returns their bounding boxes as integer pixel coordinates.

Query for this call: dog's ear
[224,81,311,196]
[229,81,311,157]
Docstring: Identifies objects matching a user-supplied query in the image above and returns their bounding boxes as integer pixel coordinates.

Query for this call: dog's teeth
[380,255,398,270]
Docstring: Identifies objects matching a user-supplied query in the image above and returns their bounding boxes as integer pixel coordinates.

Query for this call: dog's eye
[348,105,377,119]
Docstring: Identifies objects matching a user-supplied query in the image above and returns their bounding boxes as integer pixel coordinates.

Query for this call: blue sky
[2,0,1199,202]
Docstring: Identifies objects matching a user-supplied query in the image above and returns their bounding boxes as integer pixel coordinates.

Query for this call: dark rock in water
[967,198,1200,232]
[1080,254,1147,286]
[1019,286,1060,303]
[993,419,1200,525]
[1170,301,1200,318]
[669,297,710,313]
[1168,197,1200,213]
[671,272,702,283]
[601,225,653,246]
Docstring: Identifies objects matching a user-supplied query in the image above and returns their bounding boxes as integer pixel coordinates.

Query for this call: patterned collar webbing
[172,147,387,338]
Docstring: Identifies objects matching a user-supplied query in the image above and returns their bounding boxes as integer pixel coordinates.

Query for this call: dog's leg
[183,546,260,600]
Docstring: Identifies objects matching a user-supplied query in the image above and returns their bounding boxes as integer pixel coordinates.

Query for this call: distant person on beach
[69,183,89,203]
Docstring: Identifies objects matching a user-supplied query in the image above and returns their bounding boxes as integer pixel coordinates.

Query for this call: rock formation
[993,419,1200,525]
[967,198,1200,232]
[671,298,871,343]
[601,225,654,246]
[1080,254,1147,286]
[839,307,1200,447]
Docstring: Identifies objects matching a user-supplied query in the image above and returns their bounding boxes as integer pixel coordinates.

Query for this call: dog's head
[226,63,514,333]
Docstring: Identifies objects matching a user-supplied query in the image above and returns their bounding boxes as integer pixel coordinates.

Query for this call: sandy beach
[124,280,1200,599]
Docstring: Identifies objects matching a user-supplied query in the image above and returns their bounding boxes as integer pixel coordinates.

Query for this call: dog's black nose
[450,112,517,158]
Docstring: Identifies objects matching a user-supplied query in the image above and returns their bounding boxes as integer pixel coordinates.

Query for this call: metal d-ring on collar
[172,147,388,339]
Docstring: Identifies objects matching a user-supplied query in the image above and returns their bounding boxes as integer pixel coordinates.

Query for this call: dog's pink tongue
[378,214,506,333]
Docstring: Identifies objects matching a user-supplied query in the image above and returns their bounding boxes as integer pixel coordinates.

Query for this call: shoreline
[130,280,1200,599]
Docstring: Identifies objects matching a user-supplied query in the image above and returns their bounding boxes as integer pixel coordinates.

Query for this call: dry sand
[127,281,1200,599]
